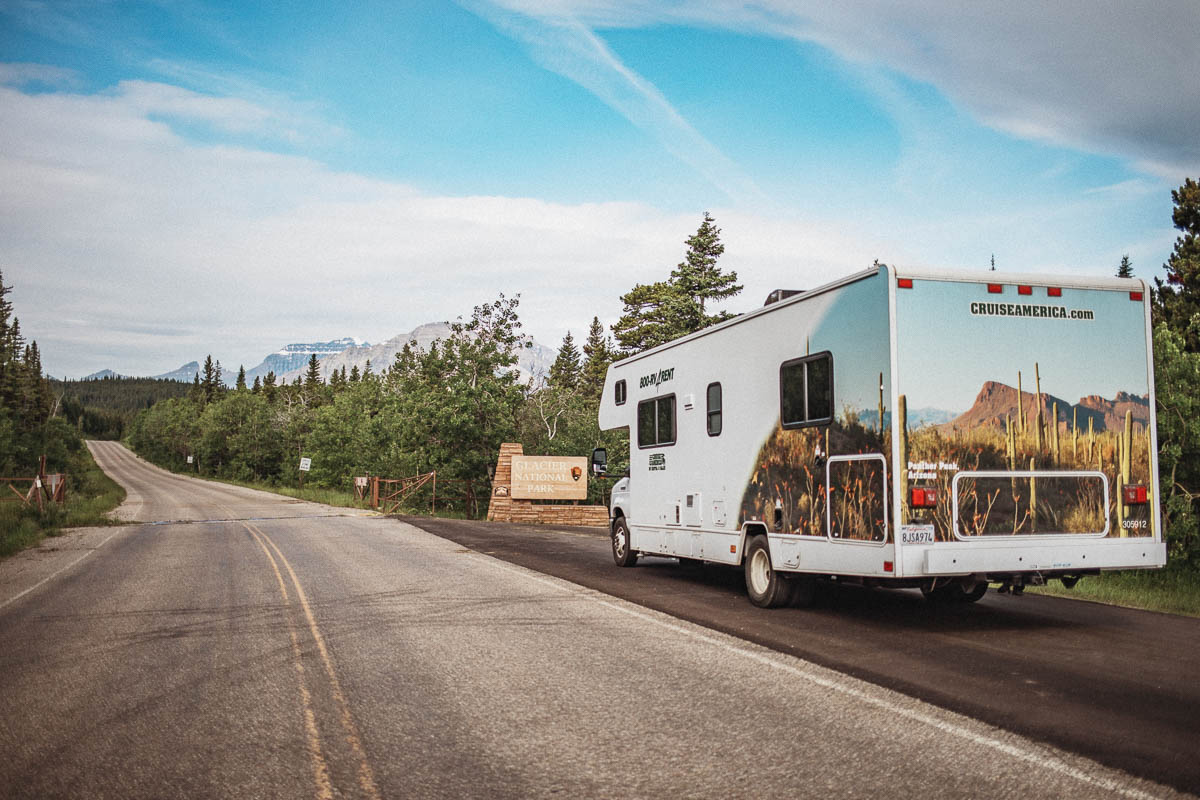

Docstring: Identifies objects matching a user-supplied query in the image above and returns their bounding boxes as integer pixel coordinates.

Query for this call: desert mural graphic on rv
[894,278,1153,541]
[739,270,893,542]
[738,271,1154,544]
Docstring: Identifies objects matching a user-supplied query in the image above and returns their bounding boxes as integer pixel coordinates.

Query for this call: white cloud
[0,76,884,376]
[0,71,1172,379]
[482,0,1200,177]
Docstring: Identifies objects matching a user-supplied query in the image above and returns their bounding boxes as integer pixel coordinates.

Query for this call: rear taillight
[911,487,938,508]
[1122,485,1148,505]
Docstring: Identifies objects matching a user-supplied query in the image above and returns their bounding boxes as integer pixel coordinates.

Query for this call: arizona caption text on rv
[969,302,1094,320]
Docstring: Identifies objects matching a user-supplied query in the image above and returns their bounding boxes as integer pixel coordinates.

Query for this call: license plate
[900,524,935,544]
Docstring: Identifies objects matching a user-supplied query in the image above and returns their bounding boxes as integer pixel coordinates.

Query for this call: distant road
[0,441,1188,799]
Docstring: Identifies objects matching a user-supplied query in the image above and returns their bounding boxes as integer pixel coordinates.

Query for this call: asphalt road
[0,441,1190,799]
[405,516,1200,796]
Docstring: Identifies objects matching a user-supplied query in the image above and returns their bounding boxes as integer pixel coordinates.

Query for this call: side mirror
[591,447,608,475]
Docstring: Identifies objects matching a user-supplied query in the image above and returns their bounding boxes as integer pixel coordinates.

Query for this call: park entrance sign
[486,444,609,526]
[510,456,588,500]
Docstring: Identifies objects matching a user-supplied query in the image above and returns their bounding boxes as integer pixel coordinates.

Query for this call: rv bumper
[917,539,1166,576]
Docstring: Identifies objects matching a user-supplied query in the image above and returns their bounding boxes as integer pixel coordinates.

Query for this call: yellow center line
[246,521,383,800]
[244,523,334,800]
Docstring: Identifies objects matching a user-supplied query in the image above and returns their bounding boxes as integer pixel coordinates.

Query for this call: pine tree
[305,353,321,388]
[235,365,247,391]
[549,331,581,389]
[670,211,741,323]
[613,212,742,354]
[201,355,220,405]
[251,375,261,394]
[1117,254,1134,278]
[350,364,360,382]
[1154,177,1200,351]
[581,316,614,399]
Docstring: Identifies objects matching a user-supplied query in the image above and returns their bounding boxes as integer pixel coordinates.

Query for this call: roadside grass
[0,445,126,558]
[1026,566,1200,617]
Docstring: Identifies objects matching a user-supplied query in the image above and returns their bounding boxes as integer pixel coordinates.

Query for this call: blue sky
[1,1,1197,377]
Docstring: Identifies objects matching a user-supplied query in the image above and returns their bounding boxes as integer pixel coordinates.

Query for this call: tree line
[51,376,192,440]
[0,270,80,477]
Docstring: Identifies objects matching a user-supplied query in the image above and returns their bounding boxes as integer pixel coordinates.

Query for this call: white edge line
[467,551,1172,800]
[0,527,128,612]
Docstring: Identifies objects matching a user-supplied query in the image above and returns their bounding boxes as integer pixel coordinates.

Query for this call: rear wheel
[744,535,794,608]
[960,580,988,603]
[611,516,637,567]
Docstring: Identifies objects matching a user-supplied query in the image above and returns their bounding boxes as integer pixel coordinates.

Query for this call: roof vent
[764,289,804,306]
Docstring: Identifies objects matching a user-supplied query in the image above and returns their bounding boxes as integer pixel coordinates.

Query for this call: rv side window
[706,382,722,436]
[780,352,834,428]
[637,395,676,448]
[615,380,627,405]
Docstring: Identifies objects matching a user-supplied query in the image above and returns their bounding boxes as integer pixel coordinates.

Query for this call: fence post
[371,476,379,509]
[431,471,437,516]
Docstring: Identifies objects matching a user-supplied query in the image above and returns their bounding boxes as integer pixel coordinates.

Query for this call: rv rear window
[637,395,676,448]
[615,379,627,405]
[780,352,834,428]
[706,382,722,436]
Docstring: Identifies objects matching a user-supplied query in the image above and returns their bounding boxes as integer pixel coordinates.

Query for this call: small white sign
[34,478,42,489]
[900,523,936,545]
[299,457,312,472]
[186,455,194,464]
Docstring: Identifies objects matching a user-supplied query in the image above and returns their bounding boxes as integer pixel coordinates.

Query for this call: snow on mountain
[278,322,555,385]
[246,337,368,382]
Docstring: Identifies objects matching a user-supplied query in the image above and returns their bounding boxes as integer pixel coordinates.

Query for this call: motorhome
[595,263,1165,607]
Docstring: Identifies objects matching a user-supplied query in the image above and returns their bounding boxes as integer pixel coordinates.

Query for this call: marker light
[987,283,1003,294]
[898,278,913,289]
[1130,291,1144,301]
[911,487,938,508]
[884,561,894,573]
[1018,285,1032,295]
[1122,485,1149,505]
[1048,287,1062,297]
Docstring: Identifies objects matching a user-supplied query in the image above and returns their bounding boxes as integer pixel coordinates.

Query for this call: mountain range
[937,380,1150,434]
[273,322,555,385]
[91,326,553,387]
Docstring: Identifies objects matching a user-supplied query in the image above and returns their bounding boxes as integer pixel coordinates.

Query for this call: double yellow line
[244,521,381,800]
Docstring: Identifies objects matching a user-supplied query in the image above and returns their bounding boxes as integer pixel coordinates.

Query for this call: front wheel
[611,516,637,567]
[744,535,794,608]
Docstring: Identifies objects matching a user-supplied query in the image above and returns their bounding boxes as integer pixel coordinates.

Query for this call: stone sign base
[486,443,610,527]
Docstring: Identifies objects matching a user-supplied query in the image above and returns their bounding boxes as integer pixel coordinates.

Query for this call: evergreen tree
[200,355,221,405]
[612,212,742,354]
[670,211,741,325]
[1154,178,1200,351]
[1117,254,1134,278]
[350,364,361,382]
[262,371,277,403]
[235,365,247,391]
[251,375,261,394]
[549,331,581,390]
[581,315,614,400]
[305,353,321,387]
[363,359,373,378]
[612,280,691,354]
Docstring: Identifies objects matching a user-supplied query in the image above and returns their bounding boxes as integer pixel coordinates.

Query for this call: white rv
[595,264,1166,607]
